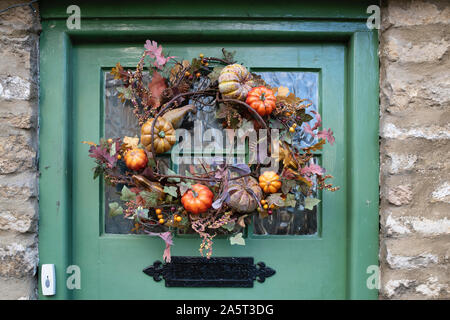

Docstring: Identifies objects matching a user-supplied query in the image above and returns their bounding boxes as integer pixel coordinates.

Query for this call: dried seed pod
[132,175,165,200]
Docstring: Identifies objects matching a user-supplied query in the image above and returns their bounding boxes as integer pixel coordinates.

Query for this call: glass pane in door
[252,71,320,235]
[103,70,320,235]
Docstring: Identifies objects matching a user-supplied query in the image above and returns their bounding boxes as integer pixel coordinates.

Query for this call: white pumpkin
[218,64,254,101]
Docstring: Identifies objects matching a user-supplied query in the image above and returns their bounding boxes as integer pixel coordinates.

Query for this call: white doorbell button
[41,264,56,296]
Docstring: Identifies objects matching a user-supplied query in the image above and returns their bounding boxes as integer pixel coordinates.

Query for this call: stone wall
[379,0,450,299]
[0,1,40,299]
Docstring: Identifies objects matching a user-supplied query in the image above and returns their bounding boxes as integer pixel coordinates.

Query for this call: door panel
[71,41,346,299]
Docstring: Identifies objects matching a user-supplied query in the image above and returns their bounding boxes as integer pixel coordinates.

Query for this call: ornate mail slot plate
[143,256,276,288]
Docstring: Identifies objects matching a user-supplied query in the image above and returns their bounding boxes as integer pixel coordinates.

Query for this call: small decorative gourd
[246,86,276,116]
[181,184,214,214]
[132,175,165,200]
[218,64,254,101]
[141,117,176,154]
[259,171,282,194]
[162,104,196,129]
[227,176,263,213]
[124,148,148,171]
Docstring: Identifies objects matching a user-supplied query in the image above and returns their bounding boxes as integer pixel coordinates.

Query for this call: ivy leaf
[207,66,224,83]
[178,181,192,196]
[269,118,283,129]
[284,193,297,207]
[183,170,195,184]
[120,186,136,202]
[163,186,178,198]
[116,86,132,100]
[304,197,321,210]
[139,190,159,207]
[166,168,180,183]
[266,193,286,207]
[108,202,123,217]
[281,178,297,194]
[135,207,149,220]
[229,232,245,246]
[93,165,104,180]
[221,221,235,232]
[296,109,314,124]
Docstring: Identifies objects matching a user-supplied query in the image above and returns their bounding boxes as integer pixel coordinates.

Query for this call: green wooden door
[39,1,379,300]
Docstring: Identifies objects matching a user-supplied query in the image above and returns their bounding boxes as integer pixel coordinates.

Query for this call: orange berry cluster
[258,199,275,215]
[155,208,183,225]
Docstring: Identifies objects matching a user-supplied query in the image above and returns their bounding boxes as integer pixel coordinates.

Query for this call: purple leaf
[212,192,230,210]
[88,145,117,168]
[141,167,156,180]
[229,163,251,175]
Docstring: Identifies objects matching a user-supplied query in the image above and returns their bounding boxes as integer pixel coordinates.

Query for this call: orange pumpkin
[245,86,276,116]
[258,171,282,193]
[141,117,176,154]
[124,148,148,171]
[181,184,214,214]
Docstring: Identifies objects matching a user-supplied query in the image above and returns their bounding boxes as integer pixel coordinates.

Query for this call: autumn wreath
[83,40,338,262]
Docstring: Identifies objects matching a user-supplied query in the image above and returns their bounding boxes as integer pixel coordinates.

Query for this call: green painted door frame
[38,0,379,299]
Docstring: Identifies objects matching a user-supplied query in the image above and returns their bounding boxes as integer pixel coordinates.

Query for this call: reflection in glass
[253,158,319,236]
[252,71,319,235]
